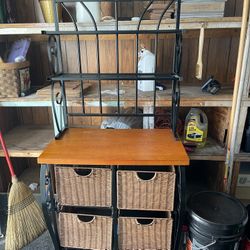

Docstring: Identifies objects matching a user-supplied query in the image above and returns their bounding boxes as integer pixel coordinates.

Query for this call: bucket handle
[192,240,216,250]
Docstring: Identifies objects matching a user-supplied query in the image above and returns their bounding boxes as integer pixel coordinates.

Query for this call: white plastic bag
[101,108,143,129]
[76,2,100,23]
[138,48,156,92]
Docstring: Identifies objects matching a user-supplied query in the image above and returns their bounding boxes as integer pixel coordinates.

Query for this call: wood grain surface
[38,128,189,166]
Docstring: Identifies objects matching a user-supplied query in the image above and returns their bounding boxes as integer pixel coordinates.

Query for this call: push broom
[0,131,46,250]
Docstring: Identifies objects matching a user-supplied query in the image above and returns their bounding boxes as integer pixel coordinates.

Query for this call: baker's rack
[40,1,186,250]
[44,0,182,138]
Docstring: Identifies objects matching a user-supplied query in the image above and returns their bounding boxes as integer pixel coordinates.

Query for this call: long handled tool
[195,24,205,80]
[0,131,46,250]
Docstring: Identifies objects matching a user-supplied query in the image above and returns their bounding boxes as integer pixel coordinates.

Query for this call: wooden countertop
[38,128,189,166]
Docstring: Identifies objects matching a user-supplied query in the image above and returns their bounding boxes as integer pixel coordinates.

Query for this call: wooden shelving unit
[0,1,248,198]
[235,152,250,162]
[189,138,226,161]
[0,17,242,36]
[0,123,223,160]
[0,126,54,157]
[0,85,234,107]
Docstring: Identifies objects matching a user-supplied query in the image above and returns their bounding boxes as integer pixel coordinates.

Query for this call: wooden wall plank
[68,106,92,127]
[28,42,44,85]
[65,41,82,73]
[205,107,230,145]
[100,39,116,73]
[224,0,236,17]
[0,108,19,134]
[39,42,51,84]
[230,161,240,195]
[17,107,52,126]
[119,38,135,73]
[86,40,98,73]
[13,0,36,23]
[205,37,231,84]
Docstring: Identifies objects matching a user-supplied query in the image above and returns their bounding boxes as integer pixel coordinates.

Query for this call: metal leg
[40,164,60,250]
[172,166,186,250]
[0,193,7,240]
[111,165,118,250]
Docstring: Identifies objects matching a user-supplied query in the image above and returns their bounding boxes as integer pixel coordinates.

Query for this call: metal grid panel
[46,0,182,139]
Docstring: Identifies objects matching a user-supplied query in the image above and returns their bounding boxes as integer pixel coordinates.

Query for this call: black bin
[187,191,248,250]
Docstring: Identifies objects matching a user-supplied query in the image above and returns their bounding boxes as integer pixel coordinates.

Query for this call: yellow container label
[185,121,204,142]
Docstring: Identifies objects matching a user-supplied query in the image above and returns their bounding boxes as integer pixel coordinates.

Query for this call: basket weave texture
[59,213,112,249]
[55,166,112,207]
[117,170,175,211]
[118,217,173,250]
[0,61,30,98]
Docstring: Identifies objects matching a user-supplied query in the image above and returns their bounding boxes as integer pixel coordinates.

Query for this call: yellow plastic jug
[184,108,208,148]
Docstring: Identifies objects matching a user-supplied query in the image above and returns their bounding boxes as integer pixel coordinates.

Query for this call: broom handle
[0,131,16,177]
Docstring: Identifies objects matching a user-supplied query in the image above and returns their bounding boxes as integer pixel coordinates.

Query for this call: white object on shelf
[138,48,156,92]
[76,2,100,23]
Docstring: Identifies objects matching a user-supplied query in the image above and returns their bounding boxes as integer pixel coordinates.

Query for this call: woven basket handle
[74,168,93,177]
[136,219,154,226]
[77,215,95,224]
[136,172,156,181]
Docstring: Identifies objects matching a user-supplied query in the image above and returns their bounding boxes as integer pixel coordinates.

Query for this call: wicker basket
[55,166,112,207]
[118,216,173,250]
[117,168,176,211]
[59,213,112,249]
[0,61,30,98]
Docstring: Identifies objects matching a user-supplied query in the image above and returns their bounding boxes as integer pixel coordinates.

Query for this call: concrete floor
[0,231,54,250]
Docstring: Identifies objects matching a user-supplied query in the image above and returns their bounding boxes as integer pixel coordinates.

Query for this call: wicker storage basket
[59,213,112,249]
[119,216,173,250]
[55,166,112,207]
[117,169,175,211]
[0,61,30,98]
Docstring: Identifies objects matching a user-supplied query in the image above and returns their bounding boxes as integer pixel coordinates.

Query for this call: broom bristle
[5,178,46,250]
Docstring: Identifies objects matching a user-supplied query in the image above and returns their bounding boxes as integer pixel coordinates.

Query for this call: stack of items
[148,1,174,20]
[178,0,227,19]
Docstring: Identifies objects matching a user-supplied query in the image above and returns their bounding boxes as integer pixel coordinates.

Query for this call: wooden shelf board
[0,17,242,35]
[235,152,250,162]
[38,128,189,166]
[0,85,233,108]
[189,138,226,161]
[0,126,54,158]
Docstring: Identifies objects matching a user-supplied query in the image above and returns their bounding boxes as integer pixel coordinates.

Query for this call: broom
[0,131,46,250]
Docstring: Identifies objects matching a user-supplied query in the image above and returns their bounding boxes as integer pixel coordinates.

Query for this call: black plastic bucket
[187,191,248,250]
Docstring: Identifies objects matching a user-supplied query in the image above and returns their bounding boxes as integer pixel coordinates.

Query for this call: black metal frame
[45,0,182,138]
[42,1,185,249]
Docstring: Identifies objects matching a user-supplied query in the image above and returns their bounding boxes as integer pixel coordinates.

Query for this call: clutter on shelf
[201,76,221,95]
[101,108,143,129]
[177,0,227,19]
[0,39,31,98]
[147,1,175,20]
